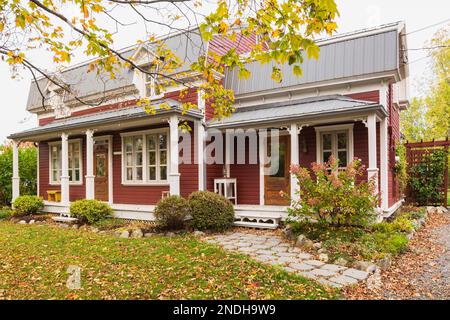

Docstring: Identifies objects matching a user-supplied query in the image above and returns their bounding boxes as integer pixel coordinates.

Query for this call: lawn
[0,222,336,300]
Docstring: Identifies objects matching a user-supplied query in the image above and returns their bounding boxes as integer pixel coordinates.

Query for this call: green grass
[0,222,337,300]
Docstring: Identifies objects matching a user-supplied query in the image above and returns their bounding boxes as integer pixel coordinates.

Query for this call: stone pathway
[204,232,369,288]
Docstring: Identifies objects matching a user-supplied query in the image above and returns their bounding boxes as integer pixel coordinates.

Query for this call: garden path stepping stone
[203,231,370,288]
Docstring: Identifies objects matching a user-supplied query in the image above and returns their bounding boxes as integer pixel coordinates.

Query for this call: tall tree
[401,25,450,141]
[0,0,339,119]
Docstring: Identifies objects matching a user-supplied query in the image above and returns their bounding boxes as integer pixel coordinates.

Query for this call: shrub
[288,156,378,227]
[70,200,113,224]
[409,149,447,206]
[154,195,190,230]
[0,206,12,219]
[12,195,44,216]
[188,191,234,232]
[0,144,37,206]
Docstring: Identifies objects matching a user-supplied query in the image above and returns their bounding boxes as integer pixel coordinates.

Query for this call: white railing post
[169,115,180,195]
[367,114,379,196]
[85,129,95,200]
[61,133,70,205]
[12,140,20,202]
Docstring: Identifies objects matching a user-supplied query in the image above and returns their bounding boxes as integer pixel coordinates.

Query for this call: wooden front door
[94,141,109,202]
[264,135,290,205]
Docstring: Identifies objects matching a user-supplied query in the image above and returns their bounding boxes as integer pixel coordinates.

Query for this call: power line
[403,45,450,51]
[404,18,450,36]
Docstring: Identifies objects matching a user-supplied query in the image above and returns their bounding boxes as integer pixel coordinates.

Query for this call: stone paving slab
[204,232,370,288]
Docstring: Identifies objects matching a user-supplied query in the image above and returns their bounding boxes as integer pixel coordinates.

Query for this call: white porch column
[12,140,20,202]
[169,115,180,195]
[61,133,70,205]
[258,130,267,205]
[380,116,389,211]
[85,129,95,200]
[289,124,300,203]
[367,114,379,196]
[196,120,205,191]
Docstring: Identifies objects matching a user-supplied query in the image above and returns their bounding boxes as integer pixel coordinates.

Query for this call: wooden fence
[405,138,449,206]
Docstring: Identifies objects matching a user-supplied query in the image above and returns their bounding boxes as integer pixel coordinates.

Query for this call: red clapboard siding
[179,121,199,198]
[388,84,401,207]
[229,135,260,205]
[347,90,380,103]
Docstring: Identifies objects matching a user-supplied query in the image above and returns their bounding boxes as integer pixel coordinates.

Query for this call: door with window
[265,135,291,205]
[94,140,109,201]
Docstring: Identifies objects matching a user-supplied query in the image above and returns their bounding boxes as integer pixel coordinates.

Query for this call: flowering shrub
[287,156,378,227]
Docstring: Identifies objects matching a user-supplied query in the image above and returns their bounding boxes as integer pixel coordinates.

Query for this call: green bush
[154,195,190,230]
[0,144,37,206]
[12,195,44,216]
[70,200,113,224]
[0,206,12,219]
[409,149,447,206]
[288,156,378,227]
[189,191,234,232]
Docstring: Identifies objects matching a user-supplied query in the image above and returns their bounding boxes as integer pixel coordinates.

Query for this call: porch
[9,94,399,227]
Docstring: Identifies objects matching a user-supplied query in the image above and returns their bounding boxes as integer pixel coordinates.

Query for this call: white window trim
[48,139,83,186]
[315,124,354,166]
[120,128,170,186]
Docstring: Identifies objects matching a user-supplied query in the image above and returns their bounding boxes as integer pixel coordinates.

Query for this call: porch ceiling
[207,95,388,129]
[9,98,203,141]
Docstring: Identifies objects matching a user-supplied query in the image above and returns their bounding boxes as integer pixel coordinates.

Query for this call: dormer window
[47,84,71,119]
[143,58,165,99]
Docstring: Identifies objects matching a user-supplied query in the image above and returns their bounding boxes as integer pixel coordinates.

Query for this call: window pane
[126,168,133,180]
[160,150,167,165]
[74,156,80,169]
[136,152,143,166]
[135,137,143,151]
[52,170,58,182]
[73,142,80,153]
[126,154,133,166]
[160,166,167,180]
[159,134,167,149]
[338,151,347,166]
[52,158,58,169]
[148,151,156,165]
[322,134,332,150]
[69,170,73,181]
[149,167,156,180]
[323,151,332,163]
[75,169,80,181]
[148,135,156,150]
[136,167,143,180]
[338,133,347,149]
[125,138,133,152]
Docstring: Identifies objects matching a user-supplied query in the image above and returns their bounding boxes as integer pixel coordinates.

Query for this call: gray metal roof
[10,99,203,140]
[208,95,387,128]
[26,29,205,111]
[224,27,400,96]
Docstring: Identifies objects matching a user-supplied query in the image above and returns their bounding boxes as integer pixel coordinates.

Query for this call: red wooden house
[9,22,410,228]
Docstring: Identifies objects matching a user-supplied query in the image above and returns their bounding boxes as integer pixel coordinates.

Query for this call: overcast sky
[1,0,449,142]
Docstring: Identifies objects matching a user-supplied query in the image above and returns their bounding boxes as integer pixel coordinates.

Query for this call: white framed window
[143,60,164,99]
[315,124,354,168]
[121,129,169,185]
[49,140,82,184]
